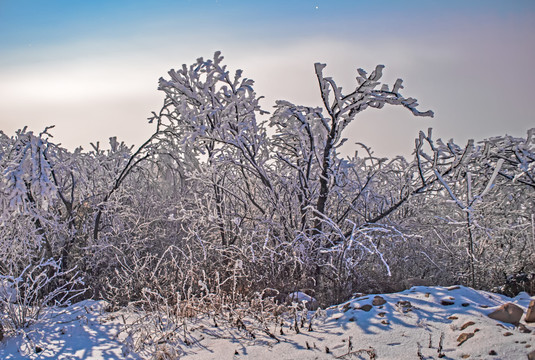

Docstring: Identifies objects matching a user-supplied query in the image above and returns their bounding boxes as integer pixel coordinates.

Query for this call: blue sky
[1,0,534,157]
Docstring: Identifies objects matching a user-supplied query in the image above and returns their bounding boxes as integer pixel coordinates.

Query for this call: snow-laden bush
[0,257,85,332]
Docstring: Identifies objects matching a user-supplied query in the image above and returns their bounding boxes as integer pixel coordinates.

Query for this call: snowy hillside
[1,286,533,359]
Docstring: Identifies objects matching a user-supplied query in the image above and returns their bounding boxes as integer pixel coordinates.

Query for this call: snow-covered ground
[1,286,533,359]
[0,300,140,359]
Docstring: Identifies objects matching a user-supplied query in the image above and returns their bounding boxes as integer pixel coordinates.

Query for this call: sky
[0,0,534,158]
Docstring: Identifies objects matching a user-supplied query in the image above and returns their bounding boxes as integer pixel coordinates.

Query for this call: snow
[1,286,534,359]
[0,300,140,359]
[286,291,317,308]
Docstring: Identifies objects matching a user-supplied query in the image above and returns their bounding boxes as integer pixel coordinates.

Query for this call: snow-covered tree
[2,52,533,321]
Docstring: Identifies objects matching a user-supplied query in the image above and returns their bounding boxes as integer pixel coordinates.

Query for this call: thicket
[1,52,534,337]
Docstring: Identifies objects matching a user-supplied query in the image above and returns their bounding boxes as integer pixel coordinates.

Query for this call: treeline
[1,53,533,331]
